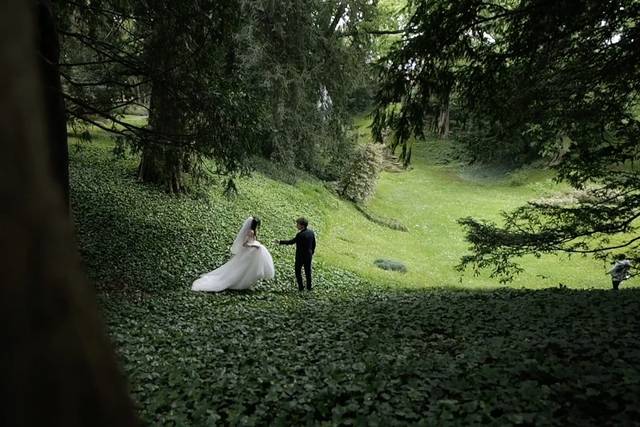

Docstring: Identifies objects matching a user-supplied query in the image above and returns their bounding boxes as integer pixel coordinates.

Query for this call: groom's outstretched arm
[278,236,297,245]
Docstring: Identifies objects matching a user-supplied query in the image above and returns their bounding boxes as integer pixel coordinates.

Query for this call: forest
[2,0,640,425]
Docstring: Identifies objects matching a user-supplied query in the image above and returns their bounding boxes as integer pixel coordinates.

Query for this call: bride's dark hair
[251,216,261,233]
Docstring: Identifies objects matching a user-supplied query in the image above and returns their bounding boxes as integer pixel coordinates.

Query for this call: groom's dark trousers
[280,228,316,290]
[295,257,312,291]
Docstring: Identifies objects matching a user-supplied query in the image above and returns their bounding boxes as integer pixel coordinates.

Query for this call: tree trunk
[436,92,450,139]
[137,18,187,194]
[137,84,186,193]
[36,0,69,209]
[0,1,138,425]
[137,144,186,194]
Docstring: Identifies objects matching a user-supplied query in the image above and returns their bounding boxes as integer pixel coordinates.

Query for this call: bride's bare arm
[243,230,259,248]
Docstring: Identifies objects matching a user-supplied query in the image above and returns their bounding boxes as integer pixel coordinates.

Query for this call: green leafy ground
[71,134,640,425]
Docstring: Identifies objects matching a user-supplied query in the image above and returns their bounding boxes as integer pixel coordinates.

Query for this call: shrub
[374,259,407,273]
[338,143,384,203]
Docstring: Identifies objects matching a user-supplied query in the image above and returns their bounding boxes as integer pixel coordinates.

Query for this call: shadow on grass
[101,285,640,426]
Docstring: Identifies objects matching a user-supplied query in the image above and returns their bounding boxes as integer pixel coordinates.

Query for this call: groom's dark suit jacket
[280,228,316,261]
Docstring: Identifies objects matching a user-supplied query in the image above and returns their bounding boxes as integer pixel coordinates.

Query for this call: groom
[276,217,316,291]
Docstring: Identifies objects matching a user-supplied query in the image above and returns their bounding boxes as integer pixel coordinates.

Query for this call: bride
[192,216,275,292]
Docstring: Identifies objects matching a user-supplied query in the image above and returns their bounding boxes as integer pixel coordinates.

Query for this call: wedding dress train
[192,217,275,292]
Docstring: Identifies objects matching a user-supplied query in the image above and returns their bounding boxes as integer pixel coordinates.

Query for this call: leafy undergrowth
[101,287,640,426]
[71,137,640,425]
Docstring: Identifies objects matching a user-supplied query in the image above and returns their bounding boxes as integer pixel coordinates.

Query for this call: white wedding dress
[192,217,275,292]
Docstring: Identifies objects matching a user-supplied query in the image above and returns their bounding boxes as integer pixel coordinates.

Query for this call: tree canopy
[56,0,384,191]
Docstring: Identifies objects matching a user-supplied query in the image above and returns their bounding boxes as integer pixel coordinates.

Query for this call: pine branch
[337,28,407,38]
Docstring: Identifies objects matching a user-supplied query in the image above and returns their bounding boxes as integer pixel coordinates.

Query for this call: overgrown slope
[70,134,640,425]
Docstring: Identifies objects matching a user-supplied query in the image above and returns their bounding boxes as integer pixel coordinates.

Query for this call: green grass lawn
[321,127,632,290]
[70,131,640,425]
[83,115,635,291]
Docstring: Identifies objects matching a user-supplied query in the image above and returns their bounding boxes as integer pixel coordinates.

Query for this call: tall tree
[374,0,640,281]
[135,2,198,193]
[0,0,138,424]
[57,0,385,190]
[240,0,380,178]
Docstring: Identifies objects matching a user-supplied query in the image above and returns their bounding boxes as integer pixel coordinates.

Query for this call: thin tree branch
[64,93,195,144]
[58,0,151,24]
[555,234,640,254]
[338,28,407,38]
[327,1,347,36]
[58,30,146,73]
[59,70,149,89]
[59,59,122,67]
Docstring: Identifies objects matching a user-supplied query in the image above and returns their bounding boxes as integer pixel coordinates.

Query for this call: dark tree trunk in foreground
[36,0,69,208]
[0,1,138,425]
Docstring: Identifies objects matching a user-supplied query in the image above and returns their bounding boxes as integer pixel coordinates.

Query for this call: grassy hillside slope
[69,130,640,425]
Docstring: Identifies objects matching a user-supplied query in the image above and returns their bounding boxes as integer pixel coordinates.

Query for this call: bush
[338,143,384,203]
[374,259,407,273]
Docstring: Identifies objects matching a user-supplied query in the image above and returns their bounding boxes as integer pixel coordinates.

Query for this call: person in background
[608,254,632,290]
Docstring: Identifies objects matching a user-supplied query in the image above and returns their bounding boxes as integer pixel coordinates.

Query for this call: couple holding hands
[192,216,316,292]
